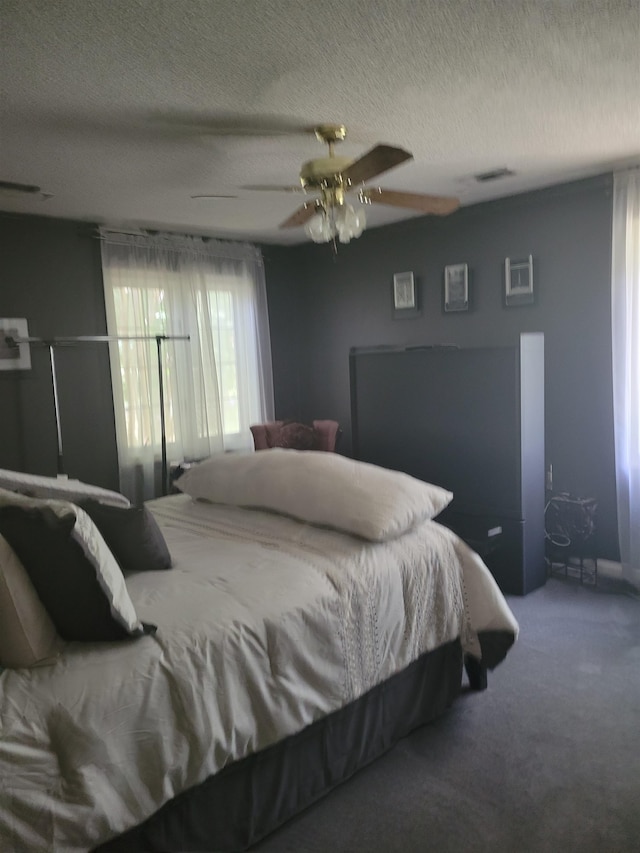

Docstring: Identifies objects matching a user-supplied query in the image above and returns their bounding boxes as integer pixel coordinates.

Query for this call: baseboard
[597,559,623,578]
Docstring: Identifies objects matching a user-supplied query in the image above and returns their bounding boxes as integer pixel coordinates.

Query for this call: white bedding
[0,494,517,853]
[0,469,130,507]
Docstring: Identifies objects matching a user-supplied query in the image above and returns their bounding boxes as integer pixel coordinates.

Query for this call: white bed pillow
[0,534,65,668]
[175,449,453,542]
[0,468,130,507]
[0,489,150,641]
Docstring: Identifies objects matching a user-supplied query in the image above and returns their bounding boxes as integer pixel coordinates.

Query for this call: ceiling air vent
[474,168,515,183]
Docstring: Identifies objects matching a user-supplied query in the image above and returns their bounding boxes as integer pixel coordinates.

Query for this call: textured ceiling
[0,0,639,245]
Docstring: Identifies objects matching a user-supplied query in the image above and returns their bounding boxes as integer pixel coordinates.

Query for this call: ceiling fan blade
[279,202,320,229]
[191,194,238,199]
[342,145,413,187]
[366,188,460,215]
[242,184,306,193]
[150,111,316,138]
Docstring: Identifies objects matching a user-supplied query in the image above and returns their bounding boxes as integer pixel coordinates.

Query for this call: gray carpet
[253,577,640,853]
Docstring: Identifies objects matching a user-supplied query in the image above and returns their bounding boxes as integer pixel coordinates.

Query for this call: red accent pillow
[279,422,320,451]
[264,422,284,447]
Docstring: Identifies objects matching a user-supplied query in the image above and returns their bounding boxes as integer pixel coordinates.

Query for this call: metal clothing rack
[5,333,189,495]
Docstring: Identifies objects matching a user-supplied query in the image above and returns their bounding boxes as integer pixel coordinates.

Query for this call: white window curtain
[611,169,640,588]
[101,230,274,504]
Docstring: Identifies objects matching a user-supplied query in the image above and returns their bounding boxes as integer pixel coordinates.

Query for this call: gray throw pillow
[0,504,154,642]
[78,500,172,575]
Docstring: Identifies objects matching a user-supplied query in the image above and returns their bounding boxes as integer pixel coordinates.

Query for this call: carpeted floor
[253,577,640,853]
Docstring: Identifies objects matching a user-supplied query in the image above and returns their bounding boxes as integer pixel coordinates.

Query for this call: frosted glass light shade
[304,202,367,244]
[336,203,366,243]
[305,212,333,243]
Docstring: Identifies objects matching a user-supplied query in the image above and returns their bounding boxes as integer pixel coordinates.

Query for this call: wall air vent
[474,168,515,183]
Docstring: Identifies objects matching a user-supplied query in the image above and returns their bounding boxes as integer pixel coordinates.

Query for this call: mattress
[0,493,517,853]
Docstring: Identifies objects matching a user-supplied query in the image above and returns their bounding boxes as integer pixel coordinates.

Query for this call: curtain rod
[6,334,189,345]
[89,228,160,240]
[5,333,190,496]
[89,226,227,243]
[90,227,265,265]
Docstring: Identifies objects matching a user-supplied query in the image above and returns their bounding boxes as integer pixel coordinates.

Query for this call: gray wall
[0,213,119,490]
[0,174,619,558]
[263,175,618,559]
[260,246,306,418]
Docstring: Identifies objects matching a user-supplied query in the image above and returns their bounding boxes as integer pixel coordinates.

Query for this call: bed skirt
[94,638,463,853]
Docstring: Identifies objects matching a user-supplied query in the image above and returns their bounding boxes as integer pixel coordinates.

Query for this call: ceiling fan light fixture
[305,208,332,243]
[276,124,460,240]
[305,201,366,244]
[336,202,366,243]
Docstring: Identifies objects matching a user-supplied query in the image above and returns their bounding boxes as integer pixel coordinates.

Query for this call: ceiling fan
[194,123,460,244]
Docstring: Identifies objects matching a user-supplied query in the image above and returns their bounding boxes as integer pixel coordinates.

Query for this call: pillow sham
[175,449,453,542]
[77,499,172,575]
[0,491,153,642]
[0,534,64,668]
[0,467,130,507]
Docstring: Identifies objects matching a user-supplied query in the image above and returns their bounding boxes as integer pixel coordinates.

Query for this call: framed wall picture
[504,255,534,306]
[0,318,31,370]
[392,271,419,318]
[444,264,469,312]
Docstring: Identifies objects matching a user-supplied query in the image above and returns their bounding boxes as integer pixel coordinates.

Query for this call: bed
[0,451,518,852]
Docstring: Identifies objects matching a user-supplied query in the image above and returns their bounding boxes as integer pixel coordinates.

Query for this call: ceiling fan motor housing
[300,156,353,190]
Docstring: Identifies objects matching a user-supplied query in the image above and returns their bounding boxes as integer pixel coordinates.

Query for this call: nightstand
[169,461,199,493]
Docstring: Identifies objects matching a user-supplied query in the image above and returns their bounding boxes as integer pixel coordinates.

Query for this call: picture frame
[392,271,419,318]
[443,264,469,312]
[0,318,31,370]
[504,255,534,306]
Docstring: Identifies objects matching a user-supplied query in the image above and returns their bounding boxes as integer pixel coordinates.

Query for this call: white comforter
[0,495,517,853]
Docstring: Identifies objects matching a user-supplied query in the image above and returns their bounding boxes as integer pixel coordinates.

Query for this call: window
[101,231,273,501]
[112,281,172,448]
[611,169,640,585]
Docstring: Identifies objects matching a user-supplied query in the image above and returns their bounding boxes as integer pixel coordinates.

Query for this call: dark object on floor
[545,493,598,584]
[349,335,546,596]
[464,655,488,690]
